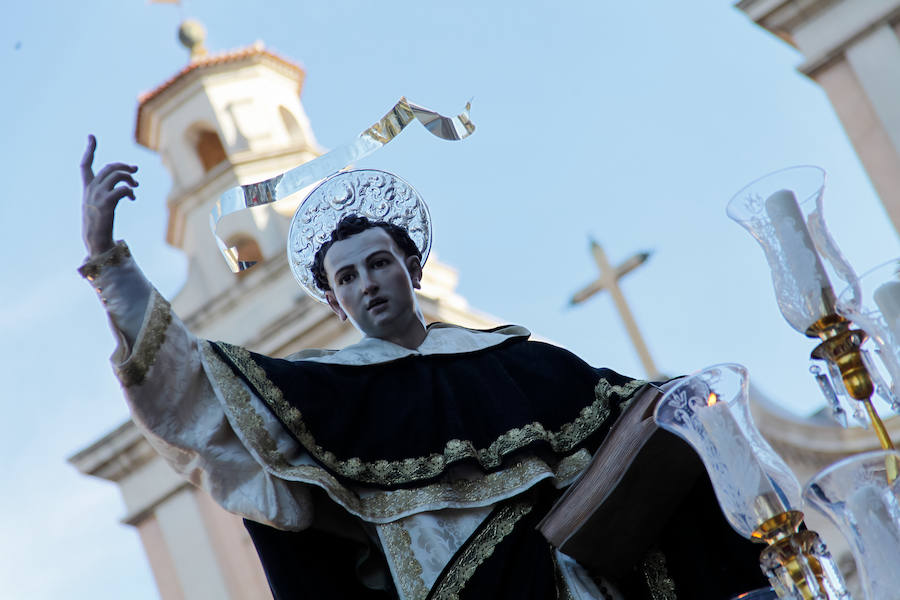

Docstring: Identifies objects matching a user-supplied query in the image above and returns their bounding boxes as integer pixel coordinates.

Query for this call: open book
[538,382,703,577]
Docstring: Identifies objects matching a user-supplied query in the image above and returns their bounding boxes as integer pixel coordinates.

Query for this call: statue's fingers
[103,171,139,191]
[80,135,97,186]
[94,162,138,186]
[105,185,136,205]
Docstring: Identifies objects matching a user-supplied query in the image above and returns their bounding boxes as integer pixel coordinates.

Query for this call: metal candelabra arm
[807,314,898,483]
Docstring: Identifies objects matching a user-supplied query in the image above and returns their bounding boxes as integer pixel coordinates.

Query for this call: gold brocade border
[641,549,678,600]
[201,341,592,522]
[78,240,131,282]
[117,290,172,388]
[214,341,644,487]
[428,500,534,600]
[379,521,428,600]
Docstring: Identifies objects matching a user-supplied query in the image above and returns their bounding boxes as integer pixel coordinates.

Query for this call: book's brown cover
[538,387,703,578]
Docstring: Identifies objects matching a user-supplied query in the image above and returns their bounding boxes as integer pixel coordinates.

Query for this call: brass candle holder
[807,314,898,482]
[753,509,848,600]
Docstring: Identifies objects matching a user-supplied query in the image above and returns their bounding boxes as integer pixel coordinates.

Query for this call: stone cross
[570,239,660,378]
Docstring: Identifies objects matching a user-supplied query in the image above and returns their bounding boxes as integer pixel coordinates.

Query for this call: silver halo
[287,169,432,303]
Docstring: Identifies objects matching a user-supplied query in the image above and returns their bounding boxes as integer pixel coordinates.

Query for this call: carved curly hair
[311,214,422,292]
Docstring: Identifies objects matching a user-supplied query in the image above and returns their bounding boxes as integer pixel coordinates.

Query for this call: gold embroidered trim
[429,500,533,600]
[641,549,677,600]
[595,378,649,412]
[202,341,593,521]
[379,521,428,600]
[116,290,172,388]
[203,340,281,457]
[78,240,131,282]
[214,342,641,487]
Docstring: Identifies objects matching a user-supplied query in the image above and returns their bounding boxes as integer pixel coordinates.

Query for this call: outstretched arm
[78,136,314,530]
[79,135,151,347]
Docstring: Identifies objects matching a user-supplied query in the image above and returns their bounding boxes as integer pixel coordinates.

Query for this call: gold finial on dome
[178,19,208,61]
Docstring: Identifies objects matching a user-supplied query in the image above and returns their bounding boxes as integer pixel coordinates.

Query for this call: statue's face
[323,227,422,340]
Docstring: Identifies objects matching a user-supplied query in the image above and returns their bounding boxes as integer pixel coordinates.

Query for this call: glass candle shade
[837,259,900,413]
[727,166,859,334]
[803,450,900,600]
[654,364,803,540]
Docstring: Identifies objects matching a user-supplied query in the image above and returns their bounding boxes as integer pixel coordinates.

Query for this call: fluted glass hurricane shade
[654,364,803,540]
[803,450,900,600]
[727,166,859,334]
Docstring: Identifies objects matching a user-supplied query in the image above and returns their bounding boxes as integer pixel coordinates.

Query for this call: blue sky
[3,1,899,598]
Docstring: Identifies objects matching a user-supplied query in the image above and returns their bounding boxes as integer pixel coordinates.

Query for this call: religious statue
[79,132,768,599]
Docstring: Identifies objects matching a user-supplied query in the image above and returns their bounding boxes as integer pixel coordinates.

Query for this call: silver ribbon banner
[210,97,475,272]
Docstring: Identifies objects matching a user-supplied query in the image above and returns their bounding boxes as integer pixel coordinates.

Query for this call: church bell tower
[133,20,339,350]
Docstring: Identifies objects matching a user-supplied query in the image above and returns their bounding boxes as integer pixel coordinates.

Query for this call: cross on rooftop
[570,239,660,379]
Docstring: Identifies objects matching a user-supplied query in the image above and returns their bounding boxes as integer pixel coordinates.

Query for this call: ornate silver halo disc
[287,169,432,303]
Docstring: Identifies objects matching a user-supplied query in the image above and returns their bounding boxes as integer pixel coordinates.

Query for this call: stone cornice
[68,420,157,483]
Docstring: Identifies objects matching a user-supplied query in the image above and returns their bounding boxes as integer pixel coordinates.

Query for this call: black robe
[212,330,767,599]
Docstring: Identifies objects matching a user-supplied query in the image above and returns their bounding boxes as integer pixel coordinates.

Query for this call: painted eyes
[336,257,392,285]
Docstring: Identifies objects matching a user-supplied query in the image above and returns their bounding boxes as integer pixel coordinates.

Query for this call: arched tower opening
[187,123,227,172]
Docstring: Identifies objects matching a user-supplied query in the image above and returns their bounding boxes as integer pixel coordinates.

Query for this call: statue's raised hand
[81,135,139,256]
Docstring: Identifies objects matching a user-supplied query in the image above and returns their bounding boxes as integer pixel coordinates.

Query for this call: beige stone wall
[137,515,187,600]
[194,491,271,598]
[813,57,900,233]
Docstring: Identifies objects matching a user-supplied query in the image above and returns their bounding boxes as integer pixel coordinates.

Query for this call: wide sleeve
[79,243,314,531]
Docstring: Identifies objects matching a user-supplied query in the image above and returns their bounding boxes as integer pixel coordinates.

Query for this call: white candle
[765,189,834,330]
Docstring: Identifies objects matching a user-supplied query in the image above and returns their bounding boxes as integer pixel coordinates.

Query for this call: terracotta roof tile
[134,43,305,147]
